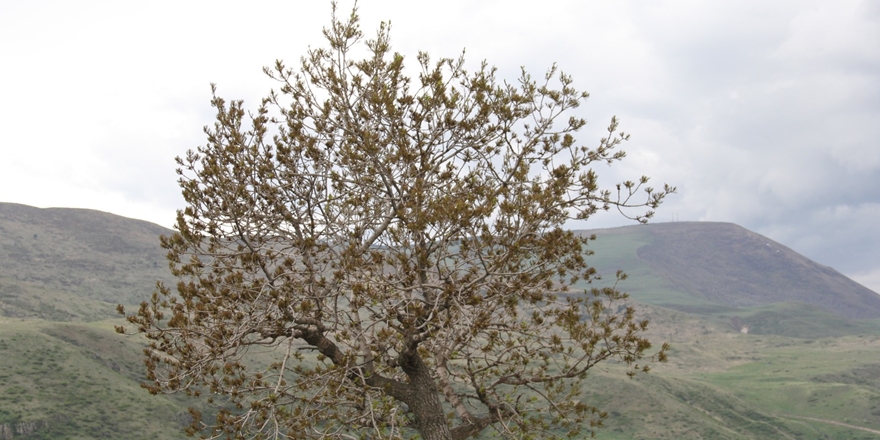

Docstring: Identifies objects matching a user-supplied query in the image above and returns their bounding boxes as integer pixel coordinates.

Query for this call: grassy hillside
[3,204,880,438]
[0,319,192,439]
[0,276,117,322]
[4,306,879,439]
[585,302,880,439]
[0,203,175,314]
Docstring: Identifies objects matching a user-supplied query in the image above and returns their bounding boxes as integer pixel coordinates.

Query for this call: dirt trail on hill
[783,415,880,436]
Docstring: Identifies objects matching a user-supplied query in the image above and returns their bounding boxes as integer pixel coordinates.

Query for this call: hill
[0,319,196,439]
[579,222,880,320]
[0,202,175,320]
[2,203,880,439]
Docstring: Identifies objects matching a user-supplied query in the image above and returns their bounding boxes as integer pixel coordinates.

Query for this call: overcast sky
[2,0,878,293]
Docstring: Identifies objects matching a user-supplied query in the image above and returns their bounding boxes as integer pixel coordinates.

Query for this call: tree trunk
[398,350,452,440]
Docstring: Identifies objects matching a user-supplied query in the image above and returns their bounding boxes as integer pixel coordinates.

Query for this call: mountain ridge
[2,202,878,321]
[576,221,880,319]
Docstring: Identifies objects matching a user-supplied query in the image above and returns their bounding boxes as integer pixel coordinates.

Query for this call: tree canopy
[120,4,674,439]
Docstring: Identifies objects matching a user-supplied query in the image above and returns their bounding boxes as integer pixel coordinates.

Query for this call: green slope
[0,319,192,439]
[0,202,175,313]
[579,303,880,439]
[578,226,713,307]
[0,276,117,322]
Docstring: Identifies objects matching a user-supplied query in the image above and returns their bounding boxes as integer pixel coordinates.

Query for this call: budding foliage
[120,4,673,440]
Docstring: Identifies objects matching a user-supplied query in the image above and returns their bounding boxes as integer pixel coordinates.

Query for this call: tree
[119,4,673,439]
